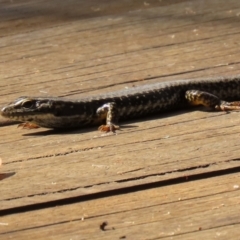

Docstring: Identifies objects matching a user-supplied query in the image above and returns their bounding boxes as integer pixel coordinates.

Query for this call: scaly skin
[1,75,240,130]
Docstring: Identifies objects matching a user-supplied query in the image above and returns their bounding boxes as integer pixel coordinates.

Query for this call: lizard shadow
[21,127,100,136]
[21,124,139,136]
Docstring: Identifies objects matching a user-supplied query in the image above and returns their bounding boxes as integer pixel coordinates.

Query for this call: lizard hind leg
[96,102,120,133]
[185,90,240,111]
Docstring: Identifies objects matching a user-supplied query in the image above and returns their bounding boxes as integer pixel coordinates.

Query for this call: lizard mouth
[1,106,35,122]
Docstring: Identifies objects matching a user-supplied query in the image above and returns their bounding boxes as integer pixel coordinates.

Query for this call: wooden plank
[1,110,240,210]
[1,0,240,102]
[1,0,240,238]
[1,172,239,239]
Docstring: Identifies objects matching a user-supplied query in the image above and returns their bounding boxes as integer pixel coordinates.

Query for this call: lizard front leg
[96,102,120,132]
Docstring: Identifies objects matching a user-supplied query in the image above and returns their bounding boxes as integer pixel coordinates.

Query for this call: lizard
[1,76,240,132]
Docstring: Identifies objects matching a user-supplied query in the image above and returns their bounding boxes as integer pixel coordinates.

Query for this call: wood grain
[1,0,240,239]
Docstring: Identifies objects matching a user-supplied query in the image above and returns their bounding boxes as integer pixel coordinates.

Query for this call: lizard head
[1,97,54,124]
[1,96,92,129]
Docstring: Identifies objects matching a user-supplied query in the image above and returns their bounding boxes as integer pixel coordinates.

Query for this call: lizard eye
[21,100,34,109]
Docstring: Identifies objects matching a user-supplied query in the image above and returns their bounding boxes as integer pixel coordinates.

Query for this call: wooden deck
[1,0,240,239]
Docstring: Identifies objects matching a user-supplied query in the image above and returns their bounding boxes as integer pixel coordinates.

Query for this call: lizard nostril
[0,107,9,117]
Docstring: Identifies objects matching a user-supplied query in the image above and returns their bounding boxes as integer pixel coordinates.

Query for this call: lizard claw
[98,124,119,133]
[18,122,40,129]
